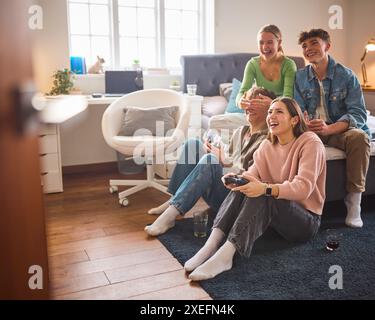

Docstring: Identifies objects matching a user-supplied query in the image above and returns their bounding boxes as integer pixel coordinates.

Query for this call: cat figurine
[88,56,105,74]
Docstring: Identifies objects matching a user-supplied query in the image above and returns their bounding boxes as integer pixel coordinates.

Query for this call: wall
[347,0,375,87]
[32,0,70,93]
[214,0,349,64]
[346,0,375,111]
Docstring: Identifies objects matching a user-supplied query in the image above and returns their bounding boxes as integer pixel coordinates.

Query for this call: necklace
[260,57,280,80]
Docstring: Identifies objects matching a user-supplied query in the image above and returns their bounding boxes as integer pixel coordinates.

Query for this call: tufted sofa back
[180,53,305,97]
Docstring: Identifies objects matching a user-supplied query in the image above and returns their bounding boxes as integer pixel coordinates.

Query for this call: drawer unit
[39,135,59,154]
[39,124,63,193]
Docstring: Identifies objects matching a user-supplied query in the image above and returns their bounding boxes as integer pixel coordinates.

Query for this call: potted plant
[169,80,180,91]
[48,68,74,96]
[132,59,141,70]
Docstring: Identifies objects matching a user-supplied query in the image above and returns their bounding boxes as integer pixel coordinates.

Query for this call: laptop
[104,70,143,97]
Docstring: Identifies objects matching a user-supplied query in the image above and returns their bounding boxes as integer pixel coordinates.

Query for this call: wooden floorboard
[45,170,211,300]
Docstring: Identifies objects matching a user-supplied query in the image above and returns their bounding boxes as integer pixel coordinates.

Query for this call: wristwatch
[265,184,272,197]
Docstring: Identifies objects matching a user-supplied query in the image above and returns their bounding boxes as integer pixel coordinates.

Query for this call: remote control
[224,175,249,186]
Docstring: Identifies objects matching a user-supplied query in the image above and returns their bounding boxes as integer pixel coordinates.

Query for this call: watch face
[266,187,272,196]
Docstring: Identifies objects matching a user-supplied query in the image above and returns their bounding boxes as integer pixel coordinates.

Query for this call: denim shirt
[294,55,370,137]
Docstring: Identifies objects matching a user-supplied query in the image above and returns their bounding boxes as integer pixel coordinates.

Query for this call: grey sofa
[180,53,375,202]
[181,53,305,129]
[181,53,305,96]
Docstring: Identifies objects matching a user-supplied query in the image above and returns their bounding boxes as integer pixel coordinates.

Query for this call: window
[68,0,112,67]
[67,0,214,69]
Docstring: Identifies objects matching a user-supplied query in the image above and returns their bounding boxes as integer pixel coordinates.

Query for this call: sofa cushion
[225,78,244,114]
[219,82,233,101]
[325,141,375,160]
[201,96,228,118]
[119,105,178,136]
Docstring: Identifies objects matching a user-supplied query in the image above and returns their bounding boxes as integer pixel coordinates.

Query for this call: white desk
[59,93,203,170]
[86,93,203,139]
[87,96,118,105]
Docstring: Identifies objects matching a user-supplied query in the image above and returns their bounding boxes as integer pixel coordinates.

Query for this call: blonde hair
[258,24,284,53]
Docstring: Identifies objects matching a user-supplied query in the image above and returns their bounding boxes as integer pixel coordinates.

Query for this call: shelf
[363,86,375,92]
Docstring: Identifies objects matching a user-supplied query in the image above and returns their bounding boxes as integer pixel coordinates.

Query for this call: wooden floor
[44,170,211,300]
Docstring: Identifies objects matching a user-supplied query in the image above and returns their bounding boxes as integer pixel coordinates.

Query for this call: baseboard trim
[62,162,118,175]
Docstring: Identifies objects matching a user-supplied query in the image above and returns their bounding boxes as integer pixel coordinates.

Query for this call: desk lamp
[361,38,375,87]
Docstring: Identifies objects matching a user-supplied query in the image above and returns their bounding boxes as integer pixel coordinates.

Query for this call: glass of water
[187,84,197,96]
[194,211,208,238]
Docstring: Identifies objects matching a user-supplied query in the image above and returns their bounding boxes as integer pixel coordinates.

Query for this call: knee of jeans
[346,129,370,148]
[200,153,220,165]
[185,138,202,150]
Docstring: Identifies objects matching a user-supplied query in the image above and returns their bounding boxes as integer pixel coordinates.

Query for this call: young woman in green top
[237,24,297,111]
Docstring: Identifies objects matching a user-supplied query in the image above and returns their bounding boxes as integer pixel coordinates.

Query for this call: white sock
[189,241,236,281]
[184,228,225,272]
[148,200,170,215]
[344,192,363,228]
[144,205,180,236]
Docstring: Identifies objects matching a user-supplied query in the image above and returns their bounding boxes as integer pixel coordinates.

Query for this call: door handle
[13,81,38,135]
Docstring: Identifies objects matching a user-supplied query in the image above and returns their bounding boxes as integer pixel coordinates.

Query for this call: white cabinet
[185,94,203,139]
[39,124,63,193]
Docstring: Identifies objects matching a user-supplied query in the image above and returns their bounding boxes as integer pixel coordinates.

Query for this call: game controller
[224,175,249,186]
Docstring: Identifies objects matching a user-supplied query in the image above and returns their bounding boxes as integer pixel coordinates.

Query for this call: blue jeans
[168,139,230,215]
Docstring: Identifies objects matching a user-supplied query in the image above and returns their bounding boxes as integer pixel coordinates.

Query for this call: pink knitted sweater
[247,131,326,214]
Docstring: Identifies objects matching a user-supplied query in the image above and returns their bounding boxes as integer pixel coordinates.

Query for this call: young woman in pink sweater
[185,97,327,281]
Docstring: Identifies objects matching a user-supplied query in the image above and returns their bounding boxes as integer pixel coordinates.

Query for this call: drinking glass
[194,211,208,238]
[325,229,342,252]
[187,84,197,96]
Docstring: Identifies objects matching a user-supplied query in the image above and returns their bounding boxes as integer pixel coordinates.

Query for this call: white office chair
[102,89,190,206]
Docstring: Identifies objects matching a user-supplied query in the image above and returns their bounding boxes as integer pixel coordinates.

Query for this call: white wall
[32,0,70,93]
[346,0,375,87]
[214,0,349,64]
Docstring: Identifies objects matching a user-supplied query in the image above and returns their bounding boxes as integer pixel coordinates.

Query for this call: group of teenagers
[144,25,371,281]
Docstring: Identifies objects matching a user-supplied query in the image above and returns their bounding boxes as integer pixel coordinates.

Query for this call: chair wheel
[119,198,129,207]
[109,186,118,194]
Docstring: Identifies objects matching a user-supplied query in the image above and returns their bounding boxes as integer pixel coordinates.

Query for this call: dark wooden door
[0,0,49,299]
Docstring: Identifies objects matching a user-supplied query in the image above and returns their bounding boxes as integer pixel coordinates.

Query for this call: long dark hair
[267,97,308,144]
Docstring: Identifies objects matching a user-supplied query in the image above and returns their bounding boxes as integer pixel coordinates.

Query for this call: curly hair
[298,29,331,44]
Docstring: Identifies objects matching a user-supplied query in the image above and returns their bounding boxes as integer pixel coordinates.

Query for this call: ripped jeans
[168,139,229,215]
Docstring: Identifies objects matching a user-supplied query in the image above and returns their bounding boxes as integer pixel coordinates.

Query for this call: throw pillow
[219,82,233,102]
[225,78,244,114]
[119,105,178,137]
[201,96,228,118]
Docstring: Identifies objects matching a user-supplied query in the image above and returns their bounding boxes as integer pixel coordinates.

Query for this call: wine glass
[203,129,221,147]
[308,110,320,120]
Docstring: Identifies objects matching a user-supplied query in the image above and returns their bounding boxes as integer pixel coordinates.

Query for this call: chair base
[109,164,171,201]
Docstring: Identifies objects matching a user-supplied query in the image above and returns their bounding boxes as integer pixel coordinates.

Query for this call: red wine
[326,240,340,251]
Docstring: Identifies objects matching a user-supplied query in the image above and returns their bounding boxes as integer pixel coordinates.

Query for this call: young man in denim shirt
[294,28,370,228]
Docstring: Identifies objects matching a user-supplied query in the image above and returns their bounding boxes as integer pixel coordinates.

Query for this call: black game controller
[224,175,249,186]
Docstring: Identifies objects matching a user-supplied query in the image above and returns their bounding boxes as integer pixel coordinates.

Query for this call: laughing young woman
[185,97,326,281]
[144,87,276,237]
[237,25,297,111]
